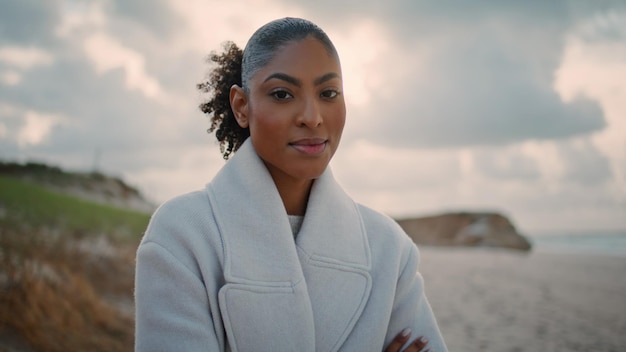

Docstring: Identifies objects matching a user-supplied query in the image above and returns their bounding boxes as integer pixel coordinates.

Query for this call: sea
[527,231,626,257]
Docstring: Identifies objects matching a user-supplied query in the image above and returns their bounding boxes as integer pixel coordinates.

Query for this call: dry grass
[0,225,137,351]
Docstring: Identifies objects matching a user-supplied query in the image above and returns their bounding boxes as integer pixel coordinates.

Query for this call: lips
[289,138,328,155]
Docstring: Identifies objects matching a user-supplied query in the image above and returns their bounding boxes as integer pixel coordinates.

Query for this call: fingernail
[401,328,411,337]
[422,337,429,343]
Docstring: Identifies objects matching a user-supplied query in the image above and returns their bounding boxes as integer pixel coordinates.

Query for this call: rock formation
[395,212,532,251]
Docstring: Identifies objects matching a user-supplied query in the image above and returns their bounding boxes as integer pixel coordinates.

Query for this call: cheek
[251,114,279,135]
[248,106,285,140]
[331,104,347,132]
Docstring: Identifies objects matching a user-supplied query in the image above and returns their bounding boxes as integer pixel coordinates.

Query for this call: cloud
[0,54,203,174]
[554,13,626,205]
[0,0,624,233]
[557,139,612,186]
[109,0,183,38]
[469,138,612,187]
[573,6,626,43]
[17,110,67,147]
[0,70,21,86]
[83,32,162,98]
[0,46,54,69]
[315,1,609,149]
[471,147,541,182]
[0,0,61,46]
[333,140,463,193]
[350,46,606,148]
[333,139,621,233]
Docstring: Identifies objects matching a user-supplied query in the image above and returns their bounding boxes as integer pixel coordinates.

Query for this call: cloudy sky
[1,0,625,234]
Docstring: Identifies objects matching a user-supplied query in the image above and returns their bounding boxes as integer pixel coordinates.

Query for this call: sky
[1,0,625,234]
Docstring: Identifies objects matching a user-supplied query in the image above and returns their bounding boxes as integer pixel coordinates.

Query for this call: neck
[279,178,313,216]
[266,168,314,216]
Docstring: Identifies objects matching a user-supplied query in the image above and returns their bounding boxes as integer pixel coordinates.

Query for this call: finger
[384,328,412,352]
[410,336,429,351]
[403,336,429,352]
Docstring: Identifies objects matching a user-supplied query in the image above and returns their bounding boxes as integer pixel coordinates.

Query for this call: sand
[418,247,626,352]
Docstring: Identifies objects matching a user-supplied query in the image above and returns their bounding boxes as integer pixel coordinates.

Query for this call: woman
[135,17,447,352]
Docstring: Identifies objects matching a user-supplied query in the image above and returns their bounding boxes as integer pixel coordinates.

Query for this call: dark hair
[197,17,339,159]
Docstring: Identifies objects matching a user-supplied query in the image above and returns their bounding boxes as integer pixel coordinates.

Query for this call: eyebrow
[263,72,341,87]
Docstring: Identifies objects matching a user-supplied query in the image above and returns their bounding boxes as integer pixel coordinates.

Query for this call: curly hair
[197,41,248,160]
[198,18,338,160]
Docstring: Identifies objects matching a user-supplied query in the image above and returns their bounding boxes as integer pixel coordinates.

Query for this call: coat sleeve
[135,240,221,351]
[384,242,448,351]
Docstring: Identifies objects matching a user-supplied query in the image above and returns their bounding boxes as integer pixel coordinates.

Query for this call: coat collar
[206,139,372,351]
[207,139,371,282]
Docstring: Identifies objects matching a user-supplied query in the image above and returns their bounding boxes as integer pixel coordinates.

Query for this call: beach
[418,247,626,352]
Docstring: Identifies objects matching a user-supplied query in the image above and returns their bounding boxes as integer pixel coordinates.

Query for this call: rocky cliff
[396,212,532,251]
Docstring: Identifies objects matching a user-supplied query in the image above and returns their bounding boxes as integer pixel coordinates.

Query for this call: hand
[384,328,430,352]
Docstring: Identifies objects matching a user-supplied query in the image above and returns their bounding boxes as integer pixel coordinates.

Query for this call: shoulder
[357,204,416,257]
[144,190,214,241]
[139,189,222,268]
[150,189,212,221]
[357,204,409,242]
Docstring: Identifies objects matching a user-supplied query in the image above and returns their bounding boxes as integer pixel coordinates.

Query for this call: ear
[230,84,249,128]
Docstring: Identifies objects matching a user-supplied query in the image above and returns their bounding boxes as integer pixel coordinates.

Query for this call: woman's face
[233,37,346,184]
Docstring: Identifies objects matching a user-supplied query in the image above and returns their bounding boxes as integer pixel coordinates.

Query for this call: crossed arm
[386,330,431,352]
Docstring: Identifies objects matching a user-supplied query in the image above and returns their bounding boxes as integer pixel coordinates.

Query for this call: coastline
[527,232,626,258]
[418,246,626,352]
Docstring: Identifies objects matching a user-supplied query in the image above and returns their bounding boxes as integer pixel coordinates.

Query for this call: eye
[270,90,293,100]
[321,89,340,99]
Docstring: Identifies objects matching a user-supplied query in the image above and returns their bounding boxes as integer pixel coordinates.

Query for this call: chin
[292,163,328,181]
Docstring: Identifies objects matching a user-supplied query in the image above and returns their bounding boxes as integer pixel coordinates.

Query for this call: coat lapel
[296,166,372,352]
[206,140,371,352]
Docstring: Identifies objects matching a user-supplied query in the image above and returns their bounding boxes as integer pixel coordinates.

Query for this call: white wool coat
[134,140,447,351]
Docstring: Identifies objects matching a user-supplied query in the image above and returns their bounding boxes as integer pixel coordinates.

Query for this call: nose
[297,97,322,128]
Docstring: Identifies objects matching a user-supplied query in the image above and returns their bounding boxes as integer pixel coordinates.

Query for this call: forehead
[254,37,341,80]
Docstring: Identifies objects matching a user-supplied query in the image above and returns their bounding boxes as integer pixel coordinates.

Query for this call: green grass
[0,175,151,243]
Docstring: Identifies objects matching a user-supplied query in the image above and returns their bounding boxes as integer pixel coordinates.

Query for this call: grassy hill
[0,175,150,242]
[0,161,155,213]
[0,174,151,351]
